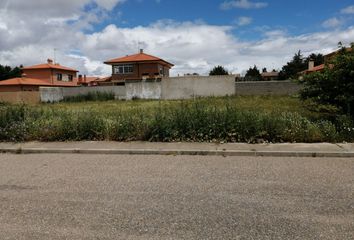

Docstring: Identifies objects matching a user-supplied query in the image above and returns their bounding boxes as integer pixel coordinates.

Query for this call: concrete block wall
[235,81,301,95]
[62,86,125,99]
[40,86,126,103]
[161,75,236,100]
[39,78,302,103]
[0,91,40,104]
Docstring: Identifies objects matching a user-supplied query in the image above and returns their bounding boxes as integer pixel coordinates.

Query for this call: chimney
[21,73,27,78]
[78,75,83,83]
[308,59,315,70]
[140,49,144,54]
[47,59,53,64]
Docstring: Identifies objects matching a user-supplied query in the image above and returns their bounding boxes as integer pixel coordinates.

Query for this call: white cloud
[0,0,124,14]
[341,5,354,14]
[235,16,253,26]
[0,0,125,75]
[262,29,287,38]
[97,0,126,10]
[322,17,343,28]
[77,22,354,76]
[221,0,268,10]
[1,0,354,77]
[0,21,7,30]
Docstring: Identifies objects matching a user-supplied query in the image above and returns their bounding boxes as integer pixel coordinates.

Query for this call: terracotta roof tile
[0,78,52,86]
[261,72,279,77]
[104,52,174,67]
[96,76,111,82]
[302,64,325,74]
[22,63,79,72]
[85,77,100,82]
[0,77,78,87]
[311,64,325,72]
[75,76,100,83]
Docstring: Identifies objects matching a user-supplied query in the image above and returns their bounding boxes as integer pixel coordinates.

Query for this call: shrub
[300,43,354,116]
[335,115,354,142]
[0,105,28,141]
[0,98,353,143]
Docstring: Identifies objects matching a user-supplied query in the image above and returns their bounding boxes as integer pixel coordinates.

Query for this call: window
[113,64,133,74]
[57,73,73,82]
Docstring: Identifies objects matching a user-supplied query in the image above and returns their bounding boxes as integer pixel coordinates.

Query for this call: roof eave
[22,67,79,72]
[104,60,174,67]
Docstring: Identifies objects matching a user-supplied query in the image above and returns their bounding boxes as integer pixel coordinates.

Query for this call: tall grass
[0,98,353,142]
[62,91,115,102]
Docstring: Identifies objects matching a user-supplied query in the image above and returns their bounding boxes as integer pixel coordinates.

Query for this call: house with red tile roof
[0,59,80,103]
[0,59,79,92]
[103,49,174,85]
[300,63,326,75]
[76,75,99,86]
[0,77,52,92]
[300,47,352,76]
[21,59,79,86]
[261,71,279,81]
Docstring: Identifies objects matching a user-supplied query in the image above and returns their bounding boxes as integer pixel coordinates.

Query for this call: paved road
[0,154,353,240]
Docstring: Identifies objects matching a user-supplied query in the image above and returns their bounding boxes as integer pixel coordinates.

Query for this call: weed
[1,96,353,142]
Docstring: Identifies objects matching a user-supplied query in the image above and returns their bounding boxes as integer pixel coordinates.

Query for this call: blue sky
[1,0,354,76]
[97,0,354,39]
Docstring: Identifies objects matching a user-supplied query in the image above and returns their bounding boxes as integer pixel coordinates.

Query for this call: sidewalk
[1,141,354,157]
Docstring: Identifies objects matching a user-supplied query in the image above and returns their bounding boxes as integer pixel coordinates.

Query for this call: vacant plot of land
[48,95,311,116]
[0,154,353,240]
[1,96,353,142]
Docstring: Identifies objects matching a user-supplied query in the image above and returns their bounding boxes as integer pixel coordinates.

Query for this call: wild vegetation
[62,92,115,102]
[0,96,353,143]
[0,64,22,80]
[244,65,262,81]
[209,65,229,76]
[300,43,354,116]
[278,52,324,80]
[1,43,353,143]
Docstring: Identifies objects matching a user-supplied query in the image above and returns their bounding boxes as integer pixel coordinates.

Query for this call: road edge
[1,147,354,158]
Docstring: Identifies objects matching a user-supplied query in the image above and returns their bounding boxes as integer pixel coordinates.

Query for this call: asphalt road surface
[0,154,353,240]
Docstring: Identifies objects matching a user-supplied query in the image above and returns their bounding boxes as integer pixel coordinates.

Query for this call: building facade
[0,59,79,103]
[104,49,174,85]
[0,59,79,91]
[21,59,79,86]
[261,71,279,81]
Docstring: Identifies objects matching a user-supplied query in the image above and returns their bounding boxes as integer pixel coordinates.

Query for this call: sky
[0,0,354,76]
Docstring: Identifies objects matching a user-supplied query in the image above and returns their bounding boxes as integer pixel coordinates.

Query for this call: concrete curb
[1,147,354,158]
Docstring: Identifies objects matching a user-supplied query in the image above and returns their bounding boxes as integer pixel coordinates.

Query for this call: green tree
[278,51,307,80]
[209,65,229,76]
[305,53,324,67]
[300,43,354,116]
[245,65,262,81]
[278,52,325,80]
[0,64,22,80]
